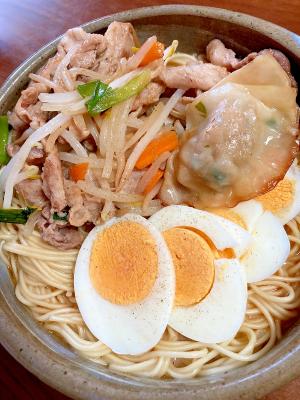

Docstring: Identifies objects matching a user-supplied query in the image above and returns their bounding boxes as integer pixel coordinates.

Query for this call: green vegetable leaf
[77,80,100,98]
[266,118,278,129]
[0,207,36,224]
[212,169,226,184]
[86,82,113,115]
[0,115,10,165]
[86,70,151,116]
[195,101,207,118]
[52,211,68,222]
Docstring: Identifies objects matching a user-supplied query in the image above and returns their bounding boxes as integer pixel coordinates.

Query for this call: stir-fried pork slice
[8,111,27,132]
[64,180,101,227]
[26,146,46,166]
[160,63,228,90]
[83,198,101,224]
[206,39,296,85]
[132,82,165,110]
[206,39,238,70]
[6,144,19,158]
[59,27,107,70]
[37,216,83,249]
[10,87,48,132]
[97,21,136,79]
[232,52,257,70]
[42,148,67,212]
[7,144,45,166]
[233,49,292,74]
[15,179,48,208]
[9,52,63,133]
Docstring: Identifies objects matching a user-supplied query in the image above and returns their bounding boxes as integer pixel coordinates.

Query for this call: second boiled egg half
[149,205,249,344]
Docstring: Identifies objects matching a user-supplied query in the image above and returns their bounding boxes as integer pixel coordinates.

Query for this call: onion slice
[2,113,71,208]
[78,181,143,203]
[119,89,184,189]
[61,130,88,157]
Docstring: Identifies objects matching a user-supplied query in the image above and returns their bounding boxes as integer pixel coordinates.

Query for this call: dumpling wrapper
[175,54,298,208]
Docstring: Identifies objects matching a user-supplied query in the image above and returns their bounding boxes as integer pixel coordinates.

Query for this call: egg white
[149,205,251,257]
[150,205,249,343]
[232,201,290,283]
[269,161,300,225]
[169,258,247,343]
[74,213,175,355]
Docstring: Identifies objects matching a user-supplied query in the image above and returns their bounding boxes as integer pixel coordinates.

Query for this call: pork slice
[206,39,238,70]
[70,34,107,69]
[132,82,165,111]
[64,180,101,227]
[59,27,107,70]
[160,63,228,90]
[26,146,45,166]
[64,180,90,227]
[232,52,257,70]
[15,179,48,208]
[37,216,83,250]
[6,144,19,158]
[9,50,58,133]
[42,148,67,212]
[97,21,135,79]
[83,198,101,224]
[71,50,97,69]
[8,111,28,132]
[7,144,45,166]
[38,50,64,79]
[11,87,48,132]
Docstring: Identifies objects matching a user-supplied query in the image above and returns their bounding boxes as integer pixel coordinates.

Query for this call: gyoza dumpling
[175,54,298,208]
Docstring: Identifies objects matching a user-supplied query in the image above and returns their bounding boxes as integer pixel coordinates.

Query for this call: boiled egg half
[212,201,290,283]
[254,161,300,225]
[74,213,175,355]
[149,205,249,344]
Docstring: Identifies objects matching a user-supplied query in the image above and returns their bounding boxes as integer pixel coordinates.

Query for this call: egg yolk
[255,178,295,213]
[90,221,158,305]
[163,227,215,306]
[208,208,247,230]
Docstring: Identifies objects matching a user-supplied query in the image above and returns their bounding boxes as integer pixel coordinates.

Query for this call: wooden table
[0,0,299,399]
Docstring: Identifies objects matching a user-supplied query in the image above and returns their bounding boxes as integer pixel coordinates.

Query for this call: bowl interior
[0,6,299,400]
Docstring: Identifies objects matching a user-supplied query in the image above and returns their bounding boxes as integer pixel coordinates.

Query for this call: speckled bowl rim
[0,5,300,400]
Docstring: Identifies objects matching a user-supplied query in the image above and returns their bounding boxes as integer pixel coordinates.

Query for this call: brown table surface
[0,0,300,399]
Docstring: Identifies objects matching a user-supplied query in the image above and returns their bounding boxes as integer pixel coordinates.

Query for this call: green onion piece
[77,80,106,98]
[195,101,207,118]
[52,211,68,221]
[86,70,151,116]
[266,118,278,129]
[0,207,36,224]
[86,82,113,115]
[0,116,10,165]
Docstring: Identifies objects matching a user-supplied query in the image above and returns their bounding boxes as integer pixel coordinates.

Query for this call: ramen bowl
[0,5,299,400]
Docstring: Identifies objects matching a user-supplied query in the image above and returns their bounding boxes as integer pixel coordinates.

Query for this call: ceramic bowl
[0,5,299,400]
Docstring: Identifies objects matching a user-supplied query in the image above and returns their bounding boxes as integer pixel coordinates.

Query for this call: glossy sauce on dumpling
[162,54,298,208]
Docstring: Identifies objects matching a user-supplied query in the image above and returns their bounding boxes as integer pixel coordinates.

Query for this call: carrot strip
[69,162,88,182]
[140,41,164,66]
[143,170,164,195]
[135,131,178,170]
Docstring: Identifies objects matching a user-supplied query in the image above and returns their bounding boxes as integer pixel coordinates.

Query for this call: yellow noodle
[0,215,299,378]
